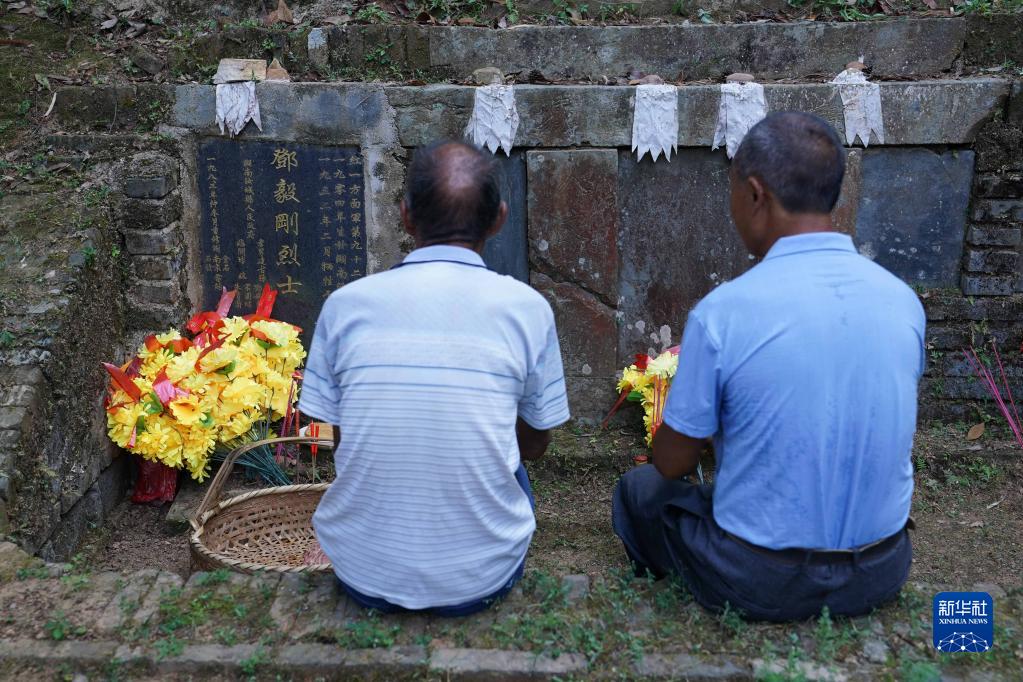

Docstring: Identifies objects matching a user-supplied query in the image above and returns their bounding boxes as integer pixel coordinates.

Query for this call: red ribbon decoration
[249,327,273,344]
[153,368,189,407]
[255,284,277,318]
[244,284,302,333]
[123,355,143,378]
[188,288,237,348]
[103,362,142,402]
[169,338,193,354]
[193,335,227,372]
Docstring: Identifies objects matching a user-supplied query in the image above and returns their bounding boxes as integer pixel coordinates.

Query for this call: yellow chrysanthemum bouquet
[604,346,679,446]
[104,285,306,485]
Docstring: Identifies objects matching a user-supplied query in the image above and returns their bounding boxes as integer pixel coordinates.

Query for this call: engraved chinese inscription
[197,139,367,337]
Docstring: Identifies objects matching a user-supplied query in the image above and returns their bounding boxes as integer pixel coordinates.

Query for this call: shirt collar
[402,244,486,267]
[763,232,856,260]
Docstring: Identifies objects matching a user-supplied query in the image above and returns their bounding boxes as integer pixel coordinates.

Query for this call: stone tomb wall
[55,77,1022,428]
[4,74,1018,558]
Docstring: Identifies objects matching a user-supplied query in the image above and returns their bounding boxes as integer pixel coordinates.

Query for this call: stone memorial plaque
[196,139,367,336]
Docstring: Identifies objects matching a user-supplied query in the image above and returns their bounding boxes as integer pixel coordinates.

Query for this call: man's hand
[651,422,705,479]
[517,417,552,461]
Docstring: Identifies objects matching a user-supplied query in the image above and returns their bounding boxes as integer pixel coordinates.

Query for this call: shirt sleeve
[661,312,722,439]
[298,301,342,425]
[518,317,571,430]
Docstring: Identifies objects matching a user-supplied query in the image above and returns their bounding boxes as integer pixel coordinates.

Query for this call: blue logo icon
[933,592,994,653]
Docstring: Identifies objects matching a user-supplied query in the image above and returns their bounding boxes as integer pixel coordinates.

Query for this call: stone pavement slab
[635,653,749,680]
[290,571,340,639]
[430,648,589,679]
[61,571,125,629]
[95,568,158,635]
[131,570,184,628]
[155,643,261,675]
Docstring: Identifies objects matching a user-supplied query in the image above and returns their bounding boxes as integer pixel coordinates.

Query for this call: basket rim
[190,482,333,574]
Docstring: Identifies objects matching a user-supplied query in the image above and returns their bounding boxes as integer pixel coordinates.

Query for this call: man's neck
[760,213,833,255]
[416,240,485,255]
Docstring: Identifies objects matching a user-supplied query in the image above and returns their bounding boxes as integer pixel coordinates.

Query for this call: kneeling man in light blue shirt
[301,141,570,616]
[612,112,926,622]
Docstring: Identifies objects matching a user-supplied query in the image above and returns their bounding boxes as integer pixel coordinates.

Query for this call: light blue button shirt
[662,232,925,550]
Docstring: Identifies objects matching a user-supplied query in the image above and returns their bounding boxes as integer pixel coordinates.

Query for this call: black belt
[726,520,912,566]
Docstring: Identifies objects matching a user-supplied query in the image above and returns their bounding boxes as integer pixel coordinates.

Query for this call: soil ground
[78,417,1023,589]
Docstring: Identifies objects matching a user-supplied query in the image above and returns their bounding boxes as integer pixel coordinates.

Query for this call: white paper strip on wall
[712,81,767,159]
[464,84,519,156]
[215,81,263,137]
[631,84,679,162]
[832,68,885,147]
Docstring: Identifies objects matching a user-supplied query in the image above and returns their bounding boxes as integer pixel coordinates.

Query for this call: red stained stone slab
[527,150,619,302]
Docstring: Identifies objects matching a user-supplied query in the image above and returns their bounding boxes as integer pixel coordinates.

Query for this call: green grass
[786,0,884,21]
[44,612,86,641]
[955,0,1023,14]
[332,613,401,648]
[355,2,392,22]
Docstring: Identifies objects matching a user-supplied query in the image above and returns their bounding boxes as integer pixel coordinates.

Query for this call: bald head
[403,140,503,247]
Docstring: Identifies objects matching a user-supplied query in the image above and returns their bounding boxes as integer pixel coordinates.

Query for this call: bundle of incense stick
[966,342,1023,449]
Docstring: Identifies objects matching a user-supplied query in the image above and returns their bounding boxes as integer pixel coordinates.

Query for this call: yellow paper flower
[107,402,147,449]
[199,346,238,373]
[616,350,679,447]
[165,347,200,383]
[106,308,306,482]
[219,376,266,416]
[169,395,204,425]
[646,351,678,379]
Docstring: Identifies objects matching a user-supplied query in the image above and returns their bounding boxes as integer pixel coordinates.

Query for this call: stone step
[309,18,973,83]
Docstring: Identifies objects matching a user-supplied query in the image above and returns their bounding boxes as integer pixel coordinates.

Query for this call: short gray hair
[732,112,846,214]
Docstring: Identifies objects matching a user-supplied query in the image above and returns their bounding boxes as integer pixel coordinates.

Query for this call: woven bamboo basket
[189,436,334,574]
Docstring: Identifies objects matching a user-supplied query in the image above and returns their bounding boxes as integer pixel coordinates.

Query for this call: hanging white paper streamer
[464,84,519,156]
[215,81,263,137]
[712,82,767,159]
[832,69,885,147]
[631,84,678,162]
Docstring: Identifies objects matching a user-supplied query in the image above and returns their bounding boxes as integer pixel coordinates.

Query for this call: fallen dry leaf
[99,16,119,30]
[322,15,352,25]
[125,21,147,38]
[264,0,295,26]
[966,423,985,441]
[969,521,985,528]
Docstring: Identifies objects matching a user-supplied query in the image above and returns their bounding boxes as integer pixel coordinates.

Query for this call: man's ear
[485,201,509,240]
[400,199,417,239]
[747,175,766,208]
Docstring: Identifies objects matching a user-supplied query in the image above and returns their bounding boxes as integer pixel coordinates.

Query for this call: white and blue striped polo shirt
[299,245,570,608]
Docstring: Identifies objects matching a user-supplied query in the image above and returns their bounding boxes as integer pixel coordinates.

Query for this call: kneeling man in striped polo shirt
[299,140,571,616]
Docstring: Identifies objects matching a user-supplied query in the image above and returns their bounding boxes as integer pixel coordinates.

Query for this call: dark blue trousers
[612,464,912,622]
[338,463,533,617]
